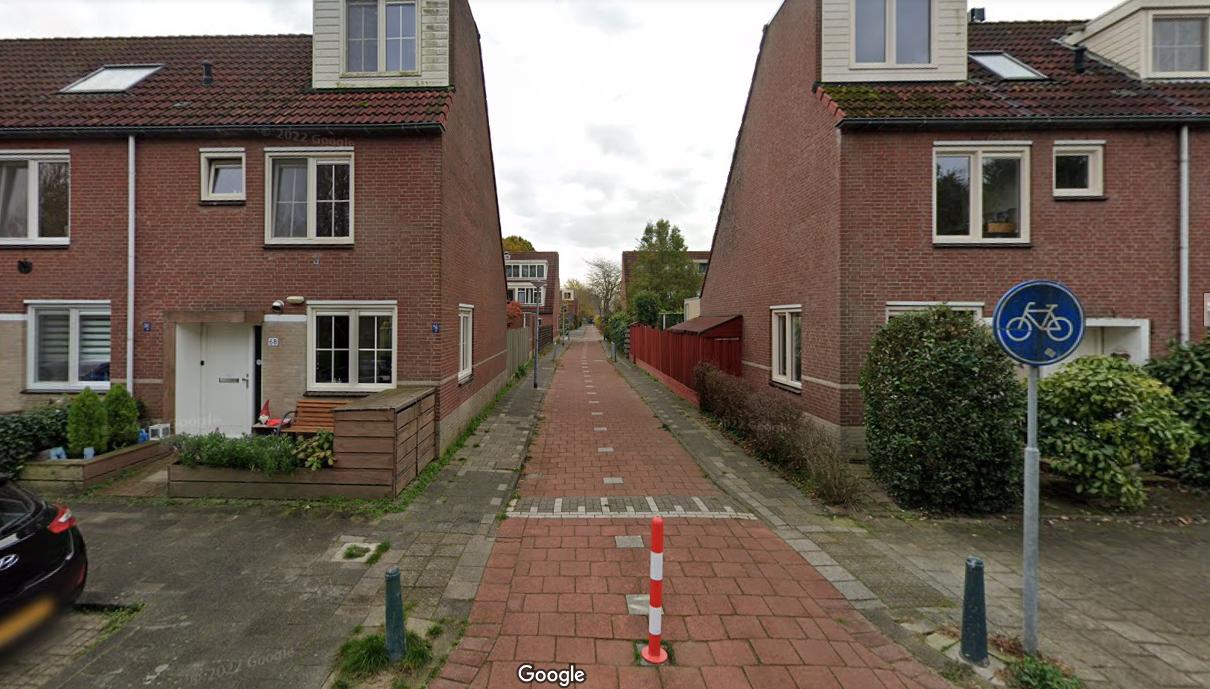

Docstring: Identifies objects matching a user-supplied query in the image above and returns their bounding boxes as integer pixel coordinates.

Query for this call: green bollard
[961,556,988,666]
[385,567,407,662]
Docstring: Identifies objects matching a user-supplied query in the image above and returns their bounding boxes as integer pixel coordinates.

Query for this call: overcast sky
[0,0,1121,282]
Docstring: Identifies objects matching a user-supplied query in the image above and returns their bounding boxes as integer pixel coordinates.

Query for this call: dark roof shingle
[0,34,451,132]
[818,21,1210,124]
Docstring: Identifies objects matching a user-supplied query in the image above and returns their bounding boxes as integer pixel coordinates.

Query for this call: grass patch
[78,601,145,650]
[343,544,371,560]
[400,631,433,671]
[426,624,444,639]
[365,541,391,565]
[338,634,391,679]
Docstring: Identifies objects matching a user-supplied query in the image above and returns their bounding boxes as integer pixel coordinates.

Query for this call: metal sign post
[992,280,1085,656]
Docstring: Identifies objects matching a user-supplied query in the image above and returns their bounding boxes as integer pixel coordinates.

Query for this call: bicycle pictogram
[1004,302,1075,343]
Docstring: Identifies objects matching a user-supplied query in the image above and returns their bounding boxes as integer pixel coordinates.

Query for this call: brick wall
[506,251,561,329]
[260,320,307,421]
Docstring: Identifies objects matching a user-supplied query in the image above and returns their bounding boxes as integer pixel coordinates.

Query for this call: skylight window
[62,65,161,93]
[970,53,1047,81]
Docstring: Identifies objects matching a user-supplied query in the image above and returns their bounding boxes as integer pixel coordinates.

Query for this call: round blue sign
[993,280,1086,366]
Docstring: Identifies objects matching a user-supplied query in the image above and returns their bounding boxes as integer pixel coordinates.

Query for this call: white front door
[202,324,254,437]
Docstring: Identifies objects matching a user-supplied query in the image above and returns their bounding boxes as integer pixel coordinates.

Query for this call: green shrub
[337,634,390,679]
[1146,338,1210,486]
[0,403,69,475]
[606,312,630,347]
[104,384,141,451]
[630,291,660,328]
[171,432,298,475]
[696,362,862,505]
[68,388,110,457]
[1007,654,1084,689]
[860,307,1024,513]
[1041,356,1196,509]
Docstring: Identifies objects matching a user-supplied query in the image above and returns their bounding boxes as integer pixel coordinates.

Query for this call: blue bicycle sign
[993,281,1085,366]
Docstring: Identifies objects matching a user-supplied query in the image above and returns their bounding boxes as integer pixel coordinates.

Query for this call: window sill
[1053,194,1108,202]
[458,373,474,387]
[0,240,70,249]
[303,390,375,399]
[264,242,355,250]
[200,199,246,207]
[933,241,1032,249]
[23,386,108,395]
[340,71,423,79]
[770,380,803,395]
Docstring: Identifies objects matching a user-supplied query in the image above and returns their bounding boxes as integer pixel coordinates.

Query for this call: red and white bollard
[641,516,668,665]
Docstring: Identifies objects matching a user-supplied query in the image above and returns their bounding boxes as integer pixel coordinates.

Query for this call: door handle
[243,375,250,389]
[218,377,240,384]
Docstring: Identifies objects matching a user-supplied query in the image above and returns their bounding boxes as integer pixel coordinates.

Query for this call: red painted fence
[628,325,742,405]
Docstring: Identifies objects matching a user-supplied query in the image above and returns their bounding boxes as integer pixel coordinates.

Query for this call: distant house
[561,288,580,329]
[620,250,710,304]
[700,0,1210,452]
[0,0,508,451]
[505,251,560,348]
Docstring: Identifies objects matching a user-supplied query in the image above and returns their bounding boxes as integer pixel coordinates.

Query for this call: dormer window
[1152,16,1208,75]
[345,0,418,75]
[855,0,931,66]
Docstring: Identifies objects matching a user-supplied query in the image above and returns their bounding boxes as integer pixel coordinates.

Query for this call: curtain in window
[1155,18,1208,72]
[347,0,379,72]
[0,162,29,238]
[273,160,308,238]
[35,312,70,383]
[78,315,111,382]
[855,0,887,63]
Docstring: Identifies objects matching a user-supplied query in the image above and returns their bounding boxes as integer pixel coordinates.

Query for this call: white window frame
[850,0,936,69]
[509,286,544,306]
[200,148,246,202]
[886,301,986,323]
[562,290,574,301]
[505,261,548,280]
[1053,142,1105,198]
[264,149,355,245]
[933,143,1032,245]
[0,150,71,246]
[343,0,420,76]
[306,302,397,392]
[1146,10,1210,79]
[770,305,803,390]
[459,305,474,382]
[25,300,112,391]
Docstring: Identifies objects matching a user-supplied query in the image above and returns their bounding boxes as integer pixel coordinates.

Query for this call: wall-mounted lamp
[286,296,307,306]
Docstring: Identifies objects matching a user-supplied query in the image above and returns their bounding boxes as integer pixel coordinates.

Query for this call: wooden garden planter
[167,463,393,500]
[19,440,171,495]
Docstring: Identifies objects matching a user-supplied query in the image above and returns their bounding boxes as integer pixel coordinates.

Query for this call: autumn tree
[585,256,622,321]
[506,300,524,330]
[503,236,536,253]
[629,219,702,313]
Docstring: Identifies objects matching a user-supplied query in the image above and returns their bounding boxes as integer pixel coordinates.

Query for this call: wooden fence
[628,325,742,405]
[507,326,533,375]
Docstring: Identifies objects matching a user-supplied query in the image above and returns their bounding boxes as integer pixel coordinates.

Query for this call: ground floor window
[885,301,985,322]
[1043,318,1150,376]
[508,286,543,306]
[771,305,802,389]
[459,306,474,381]
[307,304,395,391]
[27,302,111,390]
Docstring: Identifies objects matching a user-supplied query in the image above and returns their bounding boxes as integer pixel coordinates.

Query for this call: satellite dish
[504,252,512,261]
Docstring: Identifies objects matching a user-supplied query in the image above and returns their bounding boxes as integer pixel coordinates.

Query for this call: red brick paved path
[433,329,950,689]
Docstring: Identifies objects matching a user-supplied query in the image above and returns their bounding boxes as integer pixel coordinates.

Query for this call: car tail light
[48,506,76,534]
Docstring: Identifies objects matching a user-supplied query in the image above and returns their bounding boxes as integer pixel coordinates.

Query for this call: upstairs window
[346,0,418,74]
[934,144,1031,244]
[1054,143,1105,198]
[200,149,246,202]
[265,150,353,244]
[855,0,931,66]
[505,263,547,280]
[0,153,69,244]
[1153,17,1208,74]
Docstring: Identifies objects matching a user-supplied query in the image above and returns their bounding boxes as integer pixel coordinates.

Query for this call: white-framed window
[562,290,574,301]
[0,151,70,245]
[345,0,418,75]
[265,149,354,244]
[509,286,543,306]
[505,262,547,280]
[1053,142,1104,198]
[459,305,474,382]
[934,144,1031,244]
[200,148,246,202]
[307,303,396,391]
[26,302,111,391]
[853,0,932,66]
[1151,14,1209,76]
[886,301,986,323]
[770,305,802,389]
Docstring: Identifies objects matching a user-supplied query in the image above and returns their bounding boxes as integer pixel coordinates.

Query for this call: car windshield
[0,483,36,535]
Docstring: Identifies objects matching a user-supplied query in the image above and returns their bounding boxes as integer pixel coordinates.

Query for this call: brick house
[560,286,580,329]
[700,0,1210,451]
[504,251,560,349]
[0,0,508,451]
[620,250,710,305]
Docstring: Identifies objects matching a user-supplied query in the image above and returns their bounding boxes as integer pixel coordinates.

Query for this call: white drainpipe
[1180,126,1191,343]
[127,136,136,389]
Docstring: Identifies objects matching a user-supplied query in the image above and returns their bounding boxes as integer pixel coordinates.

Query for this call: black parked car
[0,475,87,650]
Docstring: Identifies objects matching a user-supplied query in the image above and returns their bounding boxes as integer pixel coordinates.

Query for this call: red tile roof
[818,21,1210,125]
[0,35,451,132]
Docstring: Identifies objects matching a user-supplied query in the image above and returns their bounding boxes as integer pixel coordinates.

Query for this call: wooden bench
[281,399,353,435]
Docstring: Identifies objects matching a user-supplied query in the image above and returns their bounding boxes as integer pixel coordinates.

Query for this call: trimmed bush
[860,307,1024,513]
[1041,356,1196,509]
[630,291,659,328]
[67,388,110,457]
[1146,338,1210,486]
[0,403,69,475]
[171,432,298,475]
[696,362,862,505]
[104,384,141,451]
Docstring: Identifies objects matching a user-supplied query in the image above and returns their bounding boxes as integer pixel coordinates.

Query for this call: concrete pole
[533,304,540,389]
[1023,365,1041,655]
